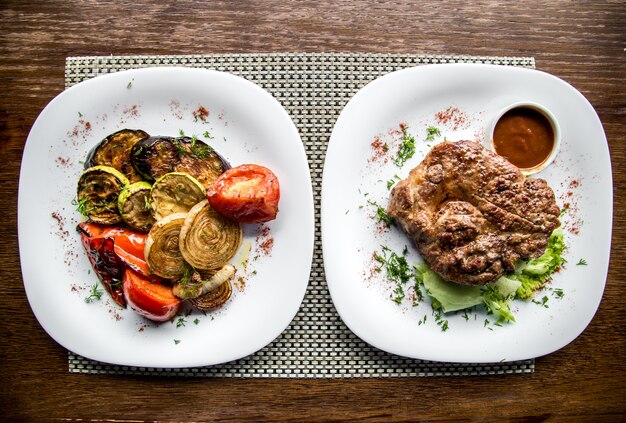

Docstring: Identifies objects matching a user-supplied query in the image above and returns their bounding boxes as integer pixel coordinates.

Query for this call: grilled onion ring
[190,279,233,310]
[179,200,242,270]
[144,212,187,279]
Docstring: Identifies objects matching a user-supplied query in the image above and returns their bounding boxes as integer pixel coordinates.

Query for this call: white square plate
[19,67,314,367]
[322,64,611,363]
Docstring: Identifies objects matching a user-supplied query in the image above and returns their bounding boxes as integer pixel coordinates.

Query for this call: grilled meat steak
[387,141,560,286]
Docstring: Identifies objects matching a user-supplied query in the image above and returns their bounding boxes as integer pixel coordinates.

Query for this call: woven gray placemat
[66,53,535,377]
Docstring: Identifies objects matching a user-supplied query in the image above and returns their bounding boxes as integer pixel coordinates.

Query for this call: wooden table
[2,1,625,421]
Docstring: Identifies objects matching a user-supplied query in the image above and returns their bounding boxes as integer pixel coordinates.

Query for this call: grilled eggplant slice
[131,136,229,189]
[77,165,129,224]
[179,200,242,270]
[144,212,187,279]
[85,129,149,183]
[118,181,155,232]
[150,172,206,220]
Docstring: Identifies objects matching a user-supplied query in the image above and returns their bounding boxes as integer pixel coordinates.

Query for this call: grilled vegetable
[207,164,280,223]
[118,181,155,232]
[78,227,125,307]
[144,212,187,279]
[130,136,229,189]
[150,172,206,220]
[78,222,151,278]
[76,165,129,224]
[190,278,233,310]
[123,268,180,322]
[173,264,236,300]
[179,200,242,270]
[85,129,149,182]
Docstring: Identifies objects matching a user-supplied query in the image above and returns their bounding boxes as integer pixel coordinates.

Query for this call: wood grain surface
[1,1,625,421]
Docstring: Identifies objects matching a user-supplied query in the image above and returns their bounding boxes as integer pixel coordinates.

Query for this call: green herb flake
[576,258,588,266]
[532,296,550,308]
[127,81,133,89]
[174,339,181,345]
[78,111,83,118]
[179,129,186,136]
[552,288,565,299]
[425,126,441,141]
[84,283,104,303]
[367,199,393,227]
[418,315,427,326]
[176,317,187,328]
[394,125,416,167]
[193,318,200,325]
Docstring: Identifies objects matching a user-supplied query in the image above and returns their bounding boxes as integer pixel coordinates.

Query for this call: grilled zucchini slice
[76,165,129,224]
[150,172,206,221]
[179,199,242,270]
[85,129,149,183]
[117,181,155,232]
[131,136,229,189]
[144,212,187,279]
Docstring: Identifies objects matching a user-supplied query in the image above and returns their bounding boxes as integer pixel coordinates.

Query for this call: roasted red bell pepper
[78,233,126,307]
[77,222,151,277]
[123,268,180,322]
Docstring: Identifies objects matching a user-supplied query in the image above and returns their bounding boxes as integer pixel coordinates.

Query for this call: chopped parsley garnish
[72,196,92,215]
[174,339,181,345]
[393,125,416,167]
[532,296,550,308]
[432,308,449,332]
[127,81,133,89]
[176,317,187,328]
[374,246,412,285]
[560,205,570,217]
[391,285,405,303]
[78,111,83,118]
[172,138,188,156]
[84,283,104,303]
[576,258,588,266]
[189,134,214,159]
[367,199,393,227]
[425,126,441,141]
[552,288,565,299]
[194,318,200,325]
[179,129,186,136]
[179,264,193,286]
[203,130,214,139]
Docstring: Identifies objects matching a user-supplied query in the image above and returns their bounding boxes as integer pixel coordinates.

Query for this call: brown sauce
[493,107,554,169]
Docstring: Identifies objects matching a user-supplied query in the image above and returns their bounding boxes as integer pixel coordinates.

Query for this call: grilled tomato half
[206,164,280,223]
